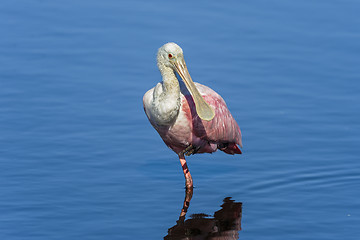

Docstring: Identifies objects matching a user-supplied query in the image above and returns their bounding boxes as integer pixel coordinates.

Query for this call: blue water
[1,0,360,239]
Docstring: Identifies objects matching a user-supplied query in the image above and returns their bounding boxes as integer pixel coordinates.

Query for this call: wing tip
[222,143,242,155]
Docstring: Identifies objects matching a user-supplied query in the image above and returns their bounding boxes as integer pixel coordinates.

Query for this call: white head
[157,42,184,69]
[156,42,215,121]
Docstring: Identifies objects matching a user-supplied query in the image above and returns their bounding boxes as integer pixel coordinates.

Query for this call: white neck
[158,64,180,92]
[151,64,181,126]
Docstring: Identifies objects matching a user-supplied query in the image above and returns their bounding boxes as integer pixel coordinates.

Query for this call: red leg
[179,187,193,219]
[179,154,193,189]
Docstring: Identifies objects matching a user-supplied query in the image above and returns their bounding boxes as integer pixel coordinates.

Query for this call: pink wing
[182,83,242,154]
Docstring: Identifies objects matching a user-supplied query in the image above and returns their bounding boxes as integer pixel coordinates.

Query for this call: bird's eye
[168,53,173,58]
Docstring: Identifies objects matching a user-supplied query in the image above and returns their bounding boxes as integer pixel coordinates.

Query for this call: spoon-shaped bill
[172,57,215,121]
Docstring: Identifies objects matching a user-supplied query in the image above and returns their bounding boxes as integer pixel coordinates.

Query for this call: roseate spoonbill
[143,42,242,189]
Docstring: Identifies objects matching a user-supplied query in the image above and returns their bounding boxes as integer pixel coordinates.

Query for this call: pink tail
[222,143,242,155]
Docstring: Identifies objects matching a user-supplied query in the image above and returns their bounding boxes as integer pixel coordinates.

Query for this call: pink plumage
[145,83,242,156]
[143,42,242,189]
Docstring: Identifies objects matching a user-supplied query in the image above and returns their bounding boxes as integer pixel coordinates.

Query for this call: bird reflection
[165,188,242,240]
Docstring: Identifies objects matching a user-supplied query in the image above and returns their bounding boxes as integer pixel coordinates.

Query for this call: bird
[143,42,242,189]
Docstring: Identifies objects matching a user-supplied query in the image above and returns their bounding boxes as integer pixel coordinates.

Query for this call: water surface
[1,0,360,239]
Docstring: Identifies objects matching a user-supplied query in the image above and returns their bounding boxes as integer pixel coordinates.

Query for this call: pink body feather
[144,83,242,155]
